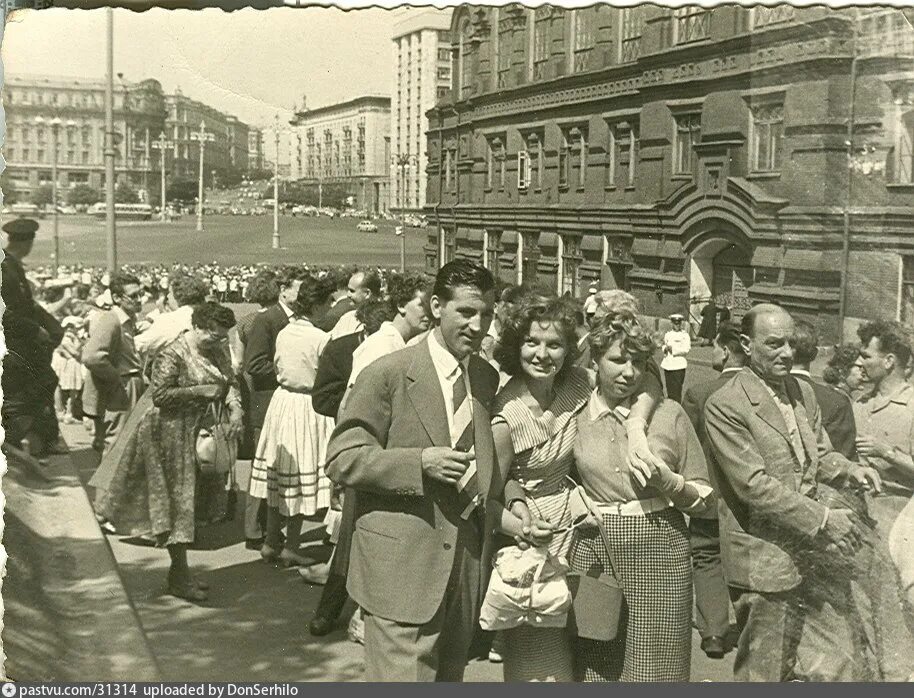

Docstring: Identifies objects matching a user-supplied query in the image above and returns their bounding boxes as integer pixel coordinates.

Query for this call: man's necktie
[452,363,479,519]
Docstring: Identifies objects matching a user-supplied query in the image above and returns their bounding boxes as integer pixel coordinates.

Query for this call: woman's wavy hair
[588,310,656,364]
[823,343,861,387]
[245,269,280,307]
[169,273,209,307]
[192,302,236,332]
[494,295,581,378]
[292,275,337,318]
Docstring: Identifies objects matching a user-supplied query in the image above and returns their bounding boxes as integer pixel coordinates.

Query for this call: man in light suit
[325,260,523,681]
[705,303,881,681]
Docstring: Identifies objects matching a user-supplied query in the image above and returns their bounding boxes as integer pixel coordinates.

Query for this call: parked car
[357,220,378,233]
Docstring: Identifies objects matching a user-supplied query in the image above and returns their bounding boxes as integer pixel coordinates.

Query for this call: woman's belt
[279,384,313,395]
[596,496,671,517]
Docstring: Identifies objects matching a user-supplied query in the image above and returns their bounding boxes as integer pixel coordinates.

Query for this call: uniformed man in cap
[2,217,64,456]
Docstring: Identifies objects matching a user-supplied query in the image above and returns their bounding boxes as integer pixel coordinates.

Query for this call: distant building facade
[2,74,167,201]
[165,88,251,183]
[391,7,453,213]
[248,127,264,171]
[425,5,914,342]
[289,95,391,214]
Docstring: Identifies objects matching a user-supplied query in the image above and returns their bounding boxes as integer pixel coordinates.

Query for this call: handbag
[195,401,238,476]
[565,482,625,642]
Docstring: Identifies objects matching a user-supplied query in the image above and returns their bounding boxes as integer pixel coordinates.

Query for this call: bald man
[705,303,880,681]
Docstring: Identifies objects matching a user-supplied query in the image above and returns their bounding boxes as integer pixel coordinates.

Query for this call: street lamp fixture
[34,114,76,277]
[189,120,215,232]
[151,131,173,222]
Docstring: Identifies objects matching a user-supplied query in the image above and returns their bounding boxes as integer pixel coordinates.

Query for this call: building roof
[391,7,453,41]
[290,95,391,124]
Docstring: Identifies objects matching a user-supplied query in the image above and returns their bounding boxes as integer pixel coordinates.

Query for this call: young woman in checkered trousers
[489,294,667,682]
[569,311,713,682]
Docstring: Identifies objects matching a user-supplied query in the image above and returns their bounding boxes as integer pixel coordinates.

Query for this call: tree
[166,178,198,204]
[68,184,102,207]
[0,170,19,205]
[31,184,53,207]
[115,183,140,204]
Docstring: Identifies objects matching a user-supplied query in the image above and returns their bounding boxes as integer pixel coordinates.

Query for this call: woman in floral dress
[95,302,242,603]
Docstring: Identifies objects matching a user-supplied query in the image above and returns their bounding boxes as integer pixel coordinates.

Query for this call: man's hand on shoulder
[421,446,473,484]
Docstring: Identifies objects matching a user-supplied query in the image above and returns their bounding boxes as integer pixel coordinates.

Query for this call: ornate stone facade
[425,5,914,341]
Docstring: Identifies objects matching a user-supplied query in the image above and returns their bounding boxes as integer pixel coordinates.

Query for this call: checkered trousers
[568,507,693,682]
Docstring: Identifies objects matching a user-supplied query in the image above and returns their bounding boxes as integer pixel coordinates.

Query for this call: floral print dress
[95,332,240,546]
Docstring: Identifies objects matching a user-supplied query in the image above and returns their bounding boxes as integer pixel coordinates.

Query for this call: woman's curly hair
[823,343,861,387]
[169,273,209,307]
[292,275,337,318]
[192,302,236,332]
[588,310,656,364]
[245,269,280,307]
[495,295,581,378]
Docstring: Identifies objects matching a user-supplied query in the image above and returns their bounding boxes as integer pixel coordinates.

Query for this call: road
[64,358,734,682]
[29,214,428,270]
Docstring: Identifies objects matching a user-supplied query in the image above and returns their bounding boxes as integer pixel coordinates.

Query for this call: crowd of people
[3,215,914,682]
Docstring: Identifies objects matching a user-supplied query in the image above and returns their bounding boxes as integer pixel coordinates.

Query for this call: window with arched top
[457,19,474,100]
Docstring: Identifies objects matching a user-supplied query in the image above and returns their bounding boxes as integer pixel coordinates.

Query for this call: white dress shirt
[330,308,364,340]
[426,331,473,444]
[348,321,406,388]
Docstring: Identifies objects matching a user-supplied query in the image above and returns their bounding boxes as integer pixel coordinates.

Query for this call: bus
[89,203,154,221]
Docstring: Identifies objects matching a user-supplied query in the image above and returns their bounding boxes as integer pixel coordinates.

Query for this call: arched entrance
[687,237,754,327]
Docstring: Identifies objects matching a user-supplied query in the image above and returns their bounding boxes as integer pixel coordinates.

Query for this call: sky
[1,6,416,128]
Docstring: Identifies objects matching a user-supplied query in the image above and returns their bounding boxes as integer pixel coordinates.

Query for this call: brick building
[424,5,914,341]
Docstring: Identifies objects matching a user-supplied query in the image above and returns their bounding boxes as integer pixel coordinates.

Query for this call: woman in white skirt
[249,275,337,567]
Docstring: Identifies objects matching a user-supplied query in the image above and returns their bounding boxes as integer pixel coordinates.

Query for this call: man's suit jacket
[681,371,739,517]
[793,372,857,460]
[312,331,362,419]
[317,297,355,333]
[325,340,520,625]
[82,309,131,416]
[704,368,850,593]
[243,303,289,427]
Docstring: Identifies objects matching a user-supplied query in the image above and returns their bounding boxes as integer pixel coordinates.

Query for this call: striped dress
[491,366,592,682]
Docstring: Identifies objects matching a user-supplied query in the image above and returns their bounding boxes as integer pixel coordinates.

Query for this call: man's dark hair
[386,272,430,312]
[357,297,396,335]
[169,273,209,307]
[245,269,280,307]
[432,259,495,302]
[353,269,383,298]
[858,319,912,370]
[293,276,337,318]
[790,320,819,365]
[823,343,862,387]
[276,265,309,290]
[192,302,236,332]
[109,271,141,297]
[715,322,745,358]
[501,284,526,305]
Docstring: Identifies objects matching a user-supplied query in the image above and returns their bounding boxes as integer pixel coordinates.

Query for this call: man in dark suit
[315,268,355,333]
[1,218,62,456]
[241,266,307,547]
[325,260,522,681]
[705,303,881,681]
[789,320,857,460]
[681,322,746,659]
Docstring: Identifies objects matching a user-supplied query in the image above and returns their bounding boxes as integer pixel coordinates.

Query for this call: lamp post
[272,114,281,249]
[104,6,117,273]
[189,120,214,232]
[35,114,77,277]
[151,131,172,222]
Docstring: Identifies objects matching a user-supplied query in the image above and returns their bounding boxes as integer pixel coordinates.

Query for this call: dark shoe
[278,549,316,568]
[245,537,265,550]
[166,582,208,604]
[701,636,726,659]
[309,615,335,637]
[260,543,280,563]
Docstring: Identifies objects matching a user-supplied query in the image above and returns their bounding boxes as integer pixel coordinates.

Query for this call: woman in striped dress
[570,311,712,681]
[248,275,336,567]
[490,295,593,682]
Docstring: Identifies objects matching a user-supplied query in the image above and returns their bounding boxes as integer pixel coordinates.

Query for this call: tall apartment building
[165,88,251,183]
[2,74,167,201]
[390,7,453,213]
[425,5,914,342]
[248,127,264,171]
[289,95,391,214]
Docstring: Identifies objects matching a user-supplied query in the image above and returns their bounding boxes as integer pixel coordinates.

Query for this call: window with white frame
[673,113,701,175]
[572,8,596,73]
[524,131,543,189]
[673,6,710,45]
[618,122,639,187]
[517,150,530,190]
[605,126,616,186]
[750,104,785,172]
[620,7,645,63]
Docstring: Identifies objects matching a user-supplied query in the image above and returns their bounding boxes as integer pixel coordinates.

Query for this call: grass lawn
[32,214,431,269]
